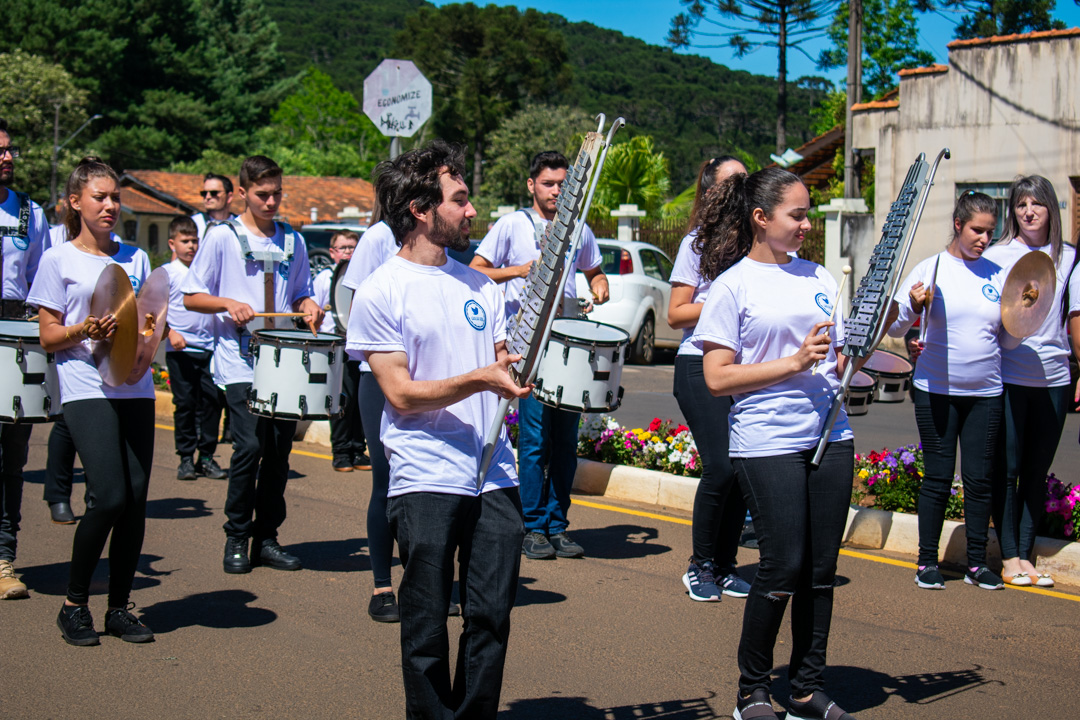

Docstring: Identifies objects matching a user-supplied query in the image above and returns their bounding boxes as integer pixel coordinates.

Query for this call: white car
[574,239,681,364]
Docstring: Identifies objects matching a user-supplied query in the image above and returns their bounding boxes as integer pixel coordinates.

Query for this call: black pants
[223,383,295,542]
[388,488,525,720]
[166,350,222,459]
[0,423,33,562]
[330,360,366,460]
[43,414,78,505]
[913,388,1002,567]
[992,383,1068,560]
[733,440,853,698]
[64,398,154,606]
[359,370,393,588]
[673,355,744,570]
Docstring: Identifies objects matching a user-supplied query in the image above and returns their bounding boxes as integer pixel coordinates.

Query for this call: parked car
[300,222,368,272]
[574,239,681,364]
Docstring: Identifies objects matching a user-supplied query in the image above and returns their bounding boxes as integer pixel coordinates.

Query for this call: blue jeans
[517,394,580,534]
[388,488,525,720]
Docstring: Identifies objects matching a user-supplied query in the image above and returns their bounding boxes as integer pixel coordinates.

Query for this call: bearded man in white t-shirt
[351,140,530,719]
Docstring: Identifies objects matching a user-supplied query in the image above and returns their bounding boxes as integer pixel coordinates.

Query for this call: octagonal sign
[363,59,432,138]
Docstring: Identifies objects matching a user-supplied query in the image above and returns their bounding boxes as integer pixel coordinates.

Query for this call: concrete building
[851,28,1080,270]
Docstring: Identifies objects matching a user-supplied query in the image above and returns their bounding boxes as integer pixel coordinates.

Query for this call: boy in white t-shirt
[181,155,322,575]
[351,140,530,719]
[163,216,225,481]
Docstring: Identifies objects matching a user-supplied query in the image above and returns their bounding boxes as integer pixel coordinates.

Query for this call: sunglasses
[199,190,222,198]
[0,146,20,159]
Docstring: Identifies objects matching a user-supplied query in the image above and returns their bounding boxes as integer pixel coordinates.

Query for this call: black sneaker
[196,455,227,480]
[352,453,372,470]
[915,565,945,590]
[177,456,197,481]
[683,558,722,602]
[57,604,100,646]
[549,531,584,558]
[448,600,461,617]
[787,691,855,720]
[332,455,354,472]
[734,688,778,719]
[251,539,302,571]
[965,566,1004,590]
[223,537,251,574]
[368,591,400,623]
[104,604,155,643]
[522,531,557,560]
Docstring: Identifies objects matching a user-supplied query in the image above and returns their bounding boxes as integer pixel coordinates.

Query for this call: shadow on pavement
[145,497,214,520]
[21,468,85,487]
[515,576,567,607]
[288,537,373,573]
[19,554,171,596]
[771,663,1004,714]
[502,693,719,719]
[138,589,278,633]
[567,525,671,560]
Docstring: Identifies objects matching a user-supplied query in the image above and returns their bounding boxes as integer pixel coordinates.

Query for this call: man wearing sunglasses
[191,173,236,239]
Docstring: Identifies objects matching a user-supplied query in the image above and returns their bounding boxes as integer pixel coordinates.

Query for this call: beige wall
[119,211,177,257]
[852,34,1080,274]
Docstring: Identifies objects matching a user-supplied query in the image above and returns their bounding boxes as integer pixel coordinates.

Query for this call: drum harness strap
[0,191,32,313]
[219,218,297,330]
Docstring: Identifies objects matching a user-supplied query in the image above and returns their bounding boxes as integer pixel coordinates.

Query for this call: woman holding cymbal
[28,157,156,646]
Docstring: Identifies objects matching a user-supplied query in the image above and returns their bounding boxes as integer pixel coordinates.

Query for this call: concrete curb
[573,458,1080,587]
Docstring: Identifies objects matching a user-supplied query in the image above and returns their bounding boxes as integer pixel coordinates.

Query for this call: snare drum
[329,262,353,334]
[844,370,877,417]
[0,320,61,423]
[534,318,629,412]
[248,330,345,420]
[862,350,914,403]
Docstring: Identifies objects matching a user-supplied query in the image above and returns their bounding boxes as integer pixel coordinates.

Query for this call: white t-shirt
[889,251,1006,396]
[669,231,711,357]
[45,226,123,251]
[475,209,601,319]
[27,241,154,403]
[343,222,401,371]
[983,240,1075,388]
[311,265,337,334]
[180,220,314,386]
[350,255,518,497]
[691,256,853,458]
[164,259,214,352]
[0,191,47,301]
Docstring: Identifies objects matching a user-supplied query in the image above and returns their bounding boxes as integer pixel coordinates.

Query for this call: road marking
[152,422,1078,601]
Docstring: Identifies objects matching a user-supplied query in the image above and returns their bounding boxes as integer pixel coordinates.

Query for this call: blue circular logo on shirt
[814,292,832,315]
[464,300,487,330]
[129,275,142,293]
[278,261,290,279]
[981,284,1000,303]
[10,235,29,251]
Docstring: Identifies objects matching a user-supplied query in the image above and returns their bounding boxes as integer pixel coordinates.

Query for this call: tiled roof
[780,125,846,188]
[898,64,949,77]
[121,170,375,228]
[120,186,186,216]
[947,26,1080,49]
[850,99,900,112]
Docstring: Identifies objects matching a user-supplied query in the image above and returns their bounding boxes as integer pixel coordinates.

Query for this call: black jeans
[63,399,154,606]
[330,360,366,460]
[733,440,853,698]
[913,388,1002,568]
[43,414,78,505]
[387,488,525,720]
[673,355,744,570]
[223,383,296,542]
[359,370,393,588]
[166,350,222,459]
[992,384,1068,560]
[0,423,33,562]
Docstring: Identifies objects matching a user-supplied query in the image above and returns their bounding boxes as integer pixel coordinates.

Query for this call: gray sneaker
[177,457,196,481]
[522,531,557,559]
[549,531,584,558]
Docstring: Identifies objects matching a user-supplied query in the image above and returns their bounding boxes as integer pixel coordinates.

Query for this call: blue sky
[432,1,1080,87]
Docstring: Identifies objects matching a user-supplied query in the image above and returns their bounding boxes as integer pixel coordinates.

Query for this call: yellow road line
[573,499,693,525]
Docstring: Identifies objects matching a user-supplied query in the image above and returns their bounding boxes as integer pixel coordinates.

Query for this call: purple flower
[883,455,898,469]
[900,451,916,465]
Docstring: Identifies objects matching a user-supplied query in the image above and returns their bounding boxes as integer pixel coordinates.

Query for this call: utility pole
[843,0,863,198]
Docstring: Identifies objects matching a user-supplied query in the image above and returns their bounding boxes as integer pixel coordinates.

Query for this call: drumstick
[252,312,308,318]
[813,265,851,375]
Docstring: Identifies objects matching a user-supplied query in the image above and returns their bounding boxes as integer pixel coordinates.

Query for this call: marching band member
[888,192,1011,592]
[191,172,236,239]
[693,168,857,720]
[29,157,155,644]
[984,176,1074,588]
[667,155,752,602]
[182,155,323,575]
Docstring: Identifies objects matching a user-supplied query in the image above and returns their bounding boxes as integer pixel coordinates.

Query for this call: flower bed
[853,445,964,520]
[151,363,170,391]
[577,415,700,477]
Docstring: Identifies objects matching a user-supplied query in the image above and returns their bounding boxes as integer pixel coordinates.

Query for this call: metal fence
[798,216,826,265]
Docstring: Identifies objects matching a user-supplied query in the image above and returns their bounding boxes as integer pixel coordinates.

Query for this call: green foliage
[916,1,1066,40]
[591,136,671,218]
[810,89,848,136]
[480,104,595,207]
[0,50,91,202]
[819,0,936,98]
[393,3,572,187]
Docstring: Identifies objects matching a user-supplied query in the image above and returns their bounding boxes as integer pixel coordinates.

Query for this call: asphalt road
[3,414,1078,719]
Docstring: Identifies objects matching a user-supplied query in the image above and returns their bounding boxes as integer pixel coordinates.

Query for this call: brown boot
[0,560,29,600]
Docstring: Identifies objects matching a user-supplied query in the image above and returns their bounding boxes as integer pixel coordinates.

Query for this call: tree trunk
[776,2,788,154]
[472,134,484,190]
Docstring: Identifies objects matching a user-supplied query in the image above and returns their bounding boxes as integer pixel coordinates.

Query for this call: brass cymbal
[128,266,170,384]
[1001,251,1056,339]
[90,264,138,387]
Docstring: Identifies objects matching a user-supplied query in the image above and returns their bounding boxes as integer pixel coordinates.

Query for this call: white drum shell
[534,319,629,412]
[0,322,61,424]
[844,371,877,417]
[248,331,345,420]
[863,351,913,404]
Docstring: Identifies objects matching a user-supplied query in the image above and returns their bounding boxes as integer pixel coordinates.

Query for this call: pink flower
[1047,499,1060,513]
[1066,523,1074,537]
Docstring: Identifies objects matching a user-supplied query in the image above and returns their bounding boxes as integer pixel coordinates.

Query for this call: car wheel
[309,249,333,275]
[631,314,655,365]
